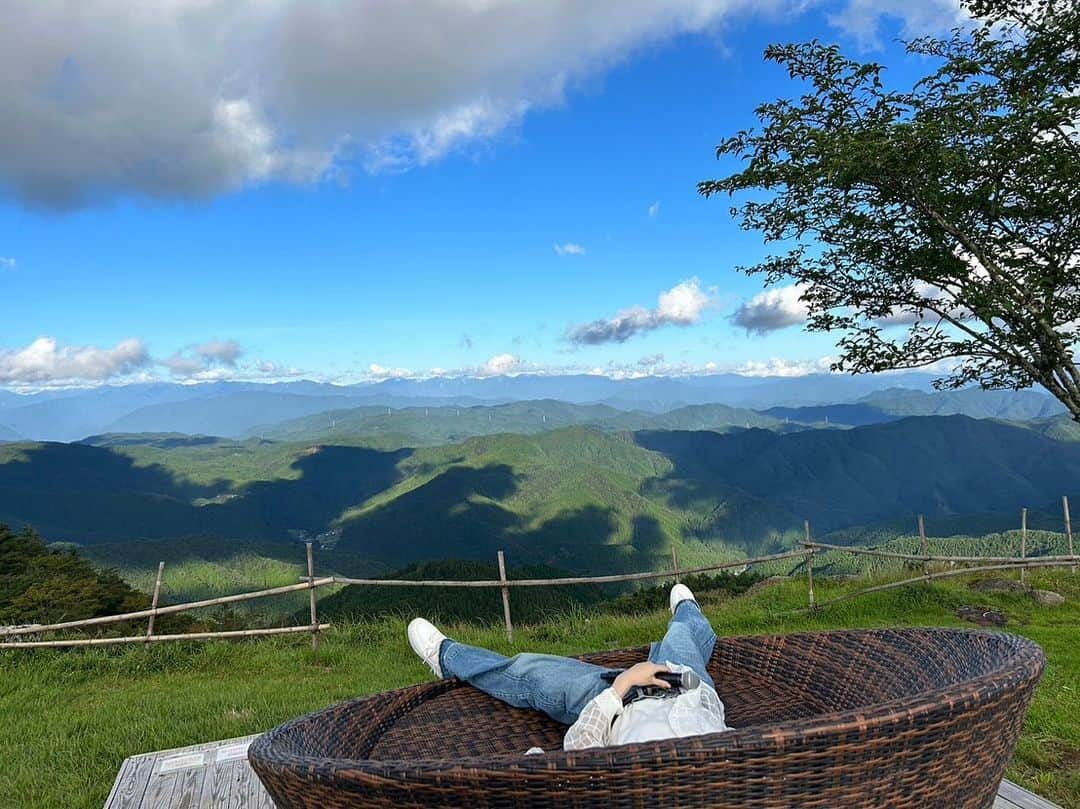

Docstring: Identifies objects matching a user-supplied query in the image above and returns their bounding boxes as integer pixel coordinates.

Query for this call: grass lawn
[1,569,1077,808]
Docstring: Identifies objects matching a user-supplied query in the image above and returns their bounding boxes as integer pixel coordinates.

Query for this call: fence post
[671,545,681,584]
[146,561,165,643]
[1020,508,1028,585]
[1065,496,1076,573]
[497,550,513,643]
[918,514,928,576]
[306,542,319,654]
[804,520,816,611]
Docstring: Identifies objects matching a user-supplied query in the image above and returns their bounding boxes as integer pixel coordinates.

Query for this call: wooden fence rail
[806,559,1076,611]
[0,577,336,637]
[0,624,332,650]
[329,549,807,589]
[805,541,1080,566]
[3,506,1078,649]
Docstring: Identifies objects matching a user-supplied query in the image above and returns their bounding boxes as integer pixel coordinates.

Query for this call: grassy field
[1,569,1077,809]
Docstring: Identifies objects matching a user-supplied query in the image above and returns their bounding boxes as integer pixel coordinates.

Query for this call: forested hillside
[251,399,784,445]
[0,524,159,626]
[1,416,1079,580]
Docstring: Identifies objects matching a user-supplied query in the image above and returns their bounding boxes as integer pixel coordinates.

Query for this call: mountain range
[0,373,1063,442]
[2,415,1077,577]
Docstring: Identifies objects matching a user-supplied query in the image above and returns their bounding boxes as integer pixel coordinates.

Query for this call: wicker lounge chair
[249,627,1044,808]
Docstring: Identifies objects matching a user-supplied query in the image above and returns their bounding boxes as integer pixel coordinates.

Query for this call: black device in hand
[600,668,702,705]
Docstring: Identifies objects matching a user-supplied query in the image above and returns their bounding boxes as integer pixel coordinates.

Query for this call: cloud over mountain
[163,339,244,378]
[732,284,810,334]
[567,278,716,345]
[0,336,150,384]
[479,353,523,375]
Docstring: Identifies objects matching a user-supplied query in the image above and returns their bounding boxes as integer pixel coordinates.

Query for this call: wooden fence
[2,501,1079,650]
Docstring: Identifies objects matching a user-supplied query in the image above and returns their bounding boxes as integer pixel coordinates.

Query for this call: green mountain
[103,392,364,438]
[859,387,1064,420]
[1023,413,1080,443]
[762,403,896,427]
[636,415,1080,542]
[764,387,1065,428]
[2,416,1079,579]
[329,427,705,573]
[249,400,635,444]
[250,399,784,445]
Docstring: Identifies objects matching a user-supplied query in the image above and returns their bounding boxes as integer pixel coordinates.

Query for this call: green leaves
[701,0,1080,419]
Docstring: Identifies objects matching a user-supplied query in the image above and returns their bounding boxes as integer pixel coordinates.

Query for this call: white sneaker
[407,618,447,678]
[670,583,697,615]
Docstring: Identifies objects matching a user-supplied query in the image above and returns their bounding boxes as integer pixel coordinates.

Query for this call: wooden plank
[170,767,205,809]
[998,778,1064,809]
[103,757,134,809]
[198,760,235,809]
[107,755,156,809]
[227,760,254,809]
[245,764,275,809]
[142,772,179,809]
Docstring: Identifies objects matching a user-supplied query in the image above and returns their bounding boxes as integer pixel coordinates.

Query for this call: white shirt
[562,662,731,751]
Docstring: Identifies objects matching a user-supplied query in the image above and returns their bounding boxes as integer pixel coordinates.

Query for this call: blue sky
[0,1,967,388]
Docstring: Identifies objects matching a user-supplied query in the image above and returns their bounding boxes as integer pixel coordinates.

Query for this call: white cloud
[732,284,809,334]
[161,354,206,377]
[648,201,660,218]
[0,1,976,209]
[252,360,304,377]
[0,257,15,270]
[729,356,837,377]
[364,99,529,173]
[163,338,244,377]
[368,363,414,380]
[479,353,523,376]
[195,338,242,367]
[0,0,802,209]
[596,355,836,379]
[568,277,717,345]
[0,336,150,384]
[828,0,970,50]
[554,242,586,257]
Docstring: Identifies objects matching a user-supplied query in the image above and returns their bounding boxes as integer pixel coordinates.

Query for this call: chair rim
[249,626,1045,774]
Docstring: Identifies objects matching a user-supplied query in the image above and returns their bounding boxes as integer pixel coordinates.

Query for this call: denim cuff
[438,638,455,679]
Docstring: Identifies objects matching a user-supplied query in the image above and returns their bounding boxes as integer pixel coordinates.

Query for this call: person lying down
[407,583,731,750]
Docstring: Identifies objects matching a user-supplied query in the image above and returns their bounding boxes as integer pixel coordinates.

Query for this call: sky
[0,0,971,389]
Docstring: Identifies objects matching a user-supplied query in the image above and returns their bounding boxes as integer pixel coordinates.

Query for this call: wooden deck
[106,736,1064,809]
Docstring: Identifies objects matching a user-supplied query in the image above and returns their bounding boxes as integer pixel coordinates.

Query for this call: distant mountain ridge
[250,399,788,445]
[0,372,944,441]
[765,387,1063,427]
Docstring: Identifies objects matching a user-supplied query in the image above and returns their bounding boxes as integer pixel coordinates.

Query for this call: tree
[700,0,1080,419]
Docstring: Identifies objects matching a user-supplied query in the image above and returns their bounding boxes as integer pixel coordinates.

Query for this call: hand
[611,662,672,699]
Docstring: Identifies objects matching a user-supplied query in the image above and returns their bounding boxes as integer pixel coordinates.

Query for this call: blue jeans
[439,599,717,725]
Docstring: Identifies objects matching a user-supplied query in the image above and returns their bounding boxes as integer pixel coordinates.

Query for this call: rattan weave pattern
[249,628,1044,808]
